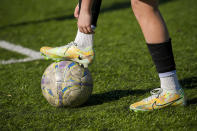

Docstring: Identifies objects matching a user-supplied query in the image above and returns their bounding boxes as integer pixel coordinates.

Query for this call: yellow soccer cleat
[40,42,94,68]
[130,88,186,112]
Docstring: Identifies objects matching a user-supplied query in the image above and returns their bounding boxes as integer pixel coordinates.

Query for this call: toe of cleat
[45,57,49,60]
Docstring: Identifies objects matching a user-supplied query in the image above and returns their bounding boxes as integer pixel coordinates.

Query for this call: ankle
[160,73,181,92]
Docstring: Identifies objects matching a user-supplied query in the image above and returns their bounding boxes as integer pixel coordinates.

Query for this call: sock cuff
[147,38,171,45]
[159,70,176,78]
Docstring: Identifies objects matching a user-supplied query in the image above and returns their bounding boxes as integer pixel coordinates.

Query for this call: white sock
[160,73,181,93]
[74,26,95,50]
[159,70,176,78]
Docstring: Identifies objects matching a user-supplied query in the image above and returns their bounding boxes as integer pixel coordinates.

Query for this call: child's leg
[130,0,185,111]
[131,0,169,43]
[79,0,102,27]
[40,0,102,67]
[75,0,102,49]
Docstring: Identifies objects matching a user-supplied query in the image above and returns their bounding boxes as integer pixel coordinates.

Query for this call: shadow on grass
[0,0,177,29]
[180,77,197,89]
[180,77,197,105]
[82,89,149,107]
[187,98,197,105]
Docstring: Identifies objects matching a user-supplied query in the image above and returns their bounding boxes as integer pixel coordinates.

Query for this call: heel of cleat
[74,57,90,68]
[77,61,88,68]
[79,63,88,68]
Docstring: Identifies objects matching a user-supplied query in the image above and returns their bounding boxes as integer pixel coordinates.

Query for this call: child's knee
[131,0,158,11]
[131,0,158,18]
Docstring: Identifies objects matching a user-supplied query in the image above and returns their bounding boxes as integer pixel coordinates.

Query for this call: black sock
[147,39,176,73]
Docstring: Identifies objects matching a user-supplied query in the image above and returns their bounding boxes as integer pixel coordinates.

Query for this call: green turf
[0,48,26,60]
[0,0,197,130]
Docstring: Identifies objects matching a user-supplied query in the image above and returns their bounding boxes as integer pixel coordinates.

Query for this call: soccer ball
[41,61,93,107]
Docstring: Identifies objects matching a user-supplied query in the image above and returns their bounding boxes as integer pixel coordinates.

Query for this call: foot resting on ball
[40,42,94,68]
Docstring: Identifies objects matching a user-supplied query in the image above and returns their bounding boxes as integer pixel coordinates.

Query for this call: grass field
[0,0,197,130]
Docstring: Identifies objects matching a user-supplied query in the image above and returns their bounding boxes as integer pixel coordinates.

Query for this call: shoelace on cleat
[63,42,77,55]
[66,42,77,47]
[142,88,163,102]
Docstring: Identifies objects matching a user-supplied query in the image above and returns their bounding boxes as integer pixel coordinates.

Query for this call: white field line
[0,40,44,64]
[0,58,43,64]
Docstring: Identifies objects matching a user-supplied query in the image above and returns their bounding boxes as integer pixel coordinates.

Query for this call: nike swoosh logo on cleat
[152,97,182,109]
[78,56,82,60]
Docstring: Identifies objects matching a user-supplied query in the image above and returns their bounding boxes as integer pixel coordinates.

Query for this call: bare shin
[131,0,169,43]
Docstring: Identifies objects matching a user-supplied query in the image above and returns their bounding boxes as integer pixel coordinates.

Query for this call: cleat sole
[41,53,90,68]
